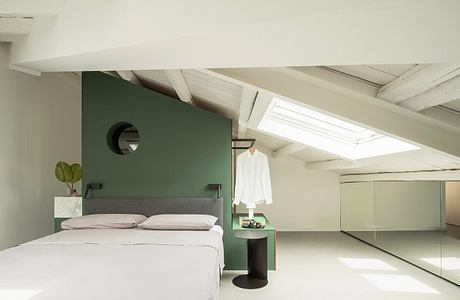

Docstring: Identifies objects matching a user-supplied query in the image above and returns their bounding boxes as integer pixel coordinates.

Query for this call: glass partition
[340,182,375,244]
[373,181,442,276]
[341,181,454,283]
[443,182,460,285]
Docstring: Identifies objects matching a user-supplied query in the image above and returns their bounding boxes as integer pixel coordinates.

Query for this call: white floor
[220,232,460,300]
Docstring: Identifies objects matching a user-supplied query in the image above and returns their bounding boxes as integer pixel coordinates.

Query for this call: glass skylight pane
[257,97,419,160]
[272,100,366,133]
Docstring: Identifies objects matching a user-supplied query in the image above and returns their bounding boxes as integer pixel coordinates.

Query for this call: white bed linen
[0,227,224,300]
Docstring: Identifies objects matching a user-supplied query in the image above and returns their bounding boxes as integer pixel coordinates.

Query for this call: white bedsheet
[0,227,224,300]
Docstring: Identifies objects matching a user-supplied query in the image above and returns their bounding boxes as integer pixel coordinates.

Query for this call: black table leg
[232,237,268,289]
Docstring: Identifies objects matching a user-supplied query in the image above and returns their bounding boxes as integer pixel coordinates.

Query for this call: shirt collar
[247,149,258,157]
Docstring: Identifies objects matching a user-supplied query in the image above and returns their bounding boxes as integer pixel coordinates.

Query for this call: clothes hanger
[249,146,257,153]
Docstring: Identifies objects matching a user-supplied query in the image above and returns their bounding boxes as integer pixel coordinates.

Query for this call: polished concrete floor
[220,232,460,300]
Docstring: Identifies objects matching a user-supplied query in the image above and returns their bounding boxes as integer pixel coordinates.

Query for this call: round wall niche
[107,122,140,155]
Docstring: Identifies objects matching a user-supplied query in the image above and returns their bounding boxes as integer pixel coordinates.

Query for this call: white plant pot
[54,196,82,218]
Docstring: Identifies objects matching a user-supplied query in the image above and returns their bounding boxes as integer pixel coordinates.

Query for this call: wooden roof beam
[0,0,65,17]
[165,70,194,104]
[377,64,460,103]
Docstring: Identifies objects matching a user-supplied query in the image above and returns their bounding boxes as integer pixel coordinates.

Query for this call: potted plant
[54,161,83,226]
[55,161,82,196]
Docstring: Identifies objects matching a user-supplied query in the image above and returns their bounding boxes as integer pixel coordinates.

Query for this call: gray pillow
[138,214,217,230]
[62,214,147,229]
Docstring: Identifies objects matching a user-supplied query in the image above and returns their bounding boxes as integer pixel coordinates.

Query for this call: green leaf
[69,163,82,183]
[55,161,72,183]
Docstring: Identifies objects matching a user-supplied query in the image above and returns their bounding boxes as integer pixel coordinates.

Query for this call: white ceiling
[5,1,460,72]
[3,0,460,176]
[134,69,242,122]
[441,99,460,113]
[112,66,460,176]
[327,64,415,86]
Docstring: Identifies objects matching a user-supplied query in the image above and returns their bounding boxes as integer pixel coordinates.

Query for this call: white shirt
[234,149,272,209]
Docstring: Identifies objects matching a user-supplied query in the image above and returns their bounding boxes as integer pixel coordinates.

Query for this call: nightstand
[232,213,276,270]
[54,196,82,232]
[233,230,268,289]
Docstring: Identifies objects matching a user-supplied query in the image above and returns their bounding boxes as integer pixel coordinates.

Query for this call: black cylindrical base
[233,236,268,289]
[248,238,267,279]
[232,274,268,289]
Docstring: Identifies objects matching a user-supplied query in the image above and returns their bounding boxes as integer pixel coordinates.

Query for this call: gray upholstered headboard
[85,198,223,226]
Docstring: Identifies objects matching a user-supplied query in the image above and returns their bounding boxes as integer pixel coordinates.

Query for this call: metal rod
[232,138,256,150]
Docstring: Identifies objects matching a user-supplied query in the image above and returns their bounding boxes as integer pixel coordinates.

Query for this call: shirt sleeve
[262,155,273,204]
[234,155,243,205]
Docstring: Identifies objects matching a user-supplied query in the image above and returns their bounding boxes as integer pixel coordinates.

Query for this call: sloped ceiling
[106,65,460,176]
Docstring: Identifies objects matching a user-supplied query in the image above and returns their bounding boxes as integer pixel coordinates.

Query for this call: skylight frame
[257,97,419,160]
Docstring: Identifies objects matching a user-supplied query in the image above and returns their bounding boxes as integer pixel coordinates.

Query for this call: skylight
[257,97,419,160]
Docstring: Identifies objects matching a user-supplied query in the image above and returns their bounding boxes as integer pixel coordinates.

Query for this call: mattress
[0,226,224,300]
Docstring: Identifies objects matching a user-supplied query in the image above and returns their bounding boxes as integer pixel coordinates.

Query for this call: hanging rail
[232,138,256,150]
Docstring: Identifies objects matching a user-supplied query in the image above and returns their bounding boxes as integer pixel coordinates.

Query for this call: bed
[0,198,224,300]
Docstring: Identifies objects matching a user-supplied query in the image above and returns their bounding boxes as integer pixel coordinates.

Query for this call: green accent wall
[54,218,68,233]
[82,72,253,269]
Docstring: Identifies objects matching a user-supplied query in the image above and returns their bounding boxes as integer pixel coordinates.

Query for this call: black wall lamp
[83,183,103,199]
[207,183,223,199]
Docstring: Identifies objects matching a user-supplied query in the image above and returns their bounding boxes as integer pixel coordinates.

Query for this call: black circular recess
[107,122,140,155]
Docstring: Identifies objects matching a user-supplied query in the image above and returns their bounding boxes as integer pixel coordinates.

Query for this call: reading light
[257,97,419,160]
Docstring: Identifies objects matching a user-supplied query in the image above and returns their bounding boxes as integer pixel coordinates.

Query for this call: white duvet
[0,227,224,300]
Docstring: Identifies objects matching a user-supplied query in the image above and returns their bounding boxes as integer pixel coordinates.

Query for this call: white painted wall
[236,146,340,231]
[340,182,375,231]
[374,181,441,231]
[445,181,460,226]
[0,44,81,250]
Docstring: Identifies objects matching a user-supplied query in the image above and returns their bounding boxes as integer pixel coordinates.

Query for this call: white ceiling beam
[0,0,65,16]
[165,70,194,105]
[0,17,33,34]
[421,106,460,129]
[116,70,143,86]
[273,143,306,159]
[9,64,41,76]
[203,67,460,161]
[9,2,460,72]
[304,149,425,170]
[305,159,364,170]
[237,88,257,138]
[0,34,19,42]
[377,64,460,103]
[341,169,460,183]
[398,75,460,111]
